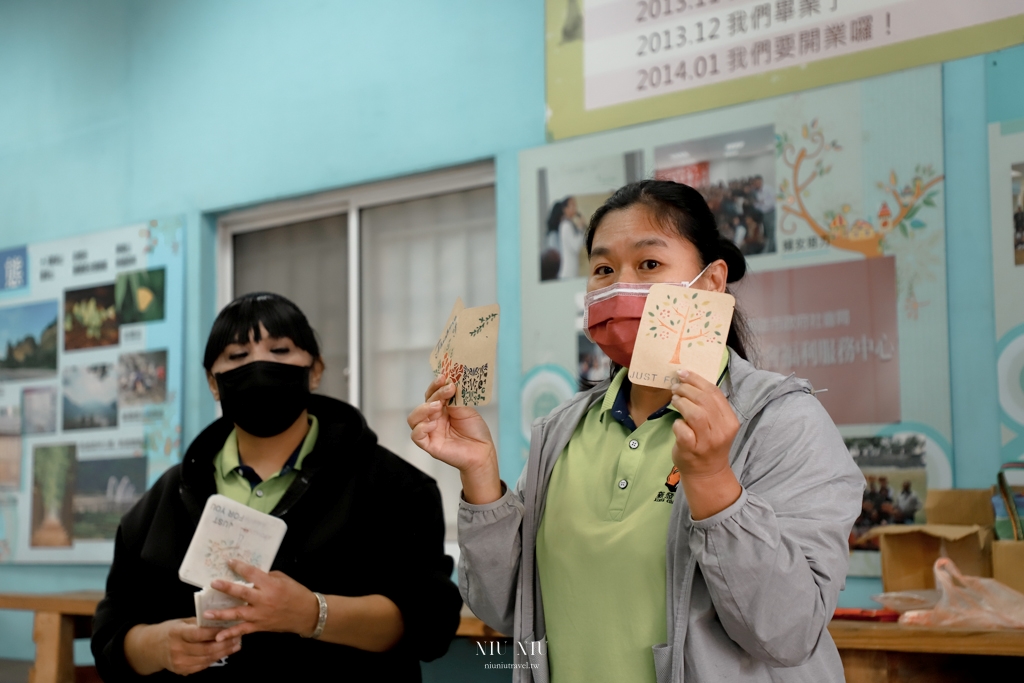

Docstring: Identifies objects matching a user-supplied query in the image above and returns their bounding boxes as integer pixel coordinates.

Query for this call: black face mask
[215,361,311,438]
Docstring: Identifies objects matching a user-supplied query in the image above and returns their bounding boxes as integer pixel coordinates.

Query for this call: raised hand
[408,375,502,504]
[670,369,742,520]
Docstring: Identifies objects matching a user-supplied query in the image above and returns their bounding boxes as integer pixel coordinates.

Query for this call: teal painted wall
[1,0,1022,667]
[0,0,542,664]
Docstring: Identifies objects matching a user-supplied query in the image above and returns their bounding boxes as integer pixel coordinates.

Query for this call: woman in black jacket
[92,292,462,681]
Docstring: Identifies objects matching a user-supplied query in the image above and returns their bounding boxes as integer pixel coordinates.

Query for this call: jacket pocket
[652,643,673,683]
[520,633,549,683]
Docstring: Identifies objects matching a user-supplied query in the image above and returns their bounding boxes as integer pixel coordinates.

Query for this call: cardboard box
[924,489,995,526]
[992,540,1024,595]
[862,489,1004,592]
[866,524,993,591]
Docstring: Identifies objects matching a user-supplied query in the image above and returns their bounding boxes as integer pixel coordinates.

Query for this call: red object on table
[833,607,901,622]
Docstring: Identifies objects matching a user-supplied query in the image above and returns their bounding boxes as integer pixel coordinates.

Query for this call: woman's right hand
[408,375,503,504]
[124,618,241,676]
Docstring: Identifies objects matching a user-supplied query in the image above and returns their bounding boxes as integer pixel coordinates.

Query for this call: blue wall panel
[0,0,544,663]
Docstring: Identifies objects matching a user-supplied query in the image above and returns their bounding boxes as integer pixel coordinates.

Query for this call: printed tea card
[178,494,288,589]
[430,298,500,406]
[629,284,735,388]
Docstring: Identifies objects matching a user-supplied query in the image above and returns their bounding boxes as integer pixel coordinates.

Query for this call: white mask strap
[682,263,712,289]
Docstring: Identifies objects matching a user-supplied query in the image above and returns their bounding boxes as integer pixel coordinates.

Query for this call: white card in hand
[178,494,288,589]
[194,584,250,628]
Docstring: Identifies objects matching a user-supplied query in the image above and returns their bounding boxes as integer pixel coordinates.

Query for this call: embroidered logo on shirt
[654,466,680,503]
[665,465,680,493]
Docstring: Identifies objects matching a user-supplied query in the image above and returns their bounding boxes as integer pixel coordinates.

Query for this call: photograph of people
[1013,163,1024,265]
[92,292,461,680]
[655,126,778,258]
[542,196,587,280]
[410,180,864,682]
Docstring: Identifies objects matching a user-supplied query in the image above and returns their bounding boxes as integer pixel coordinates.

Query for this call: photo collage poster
[987,118,1024,469]
[0,219,184,562]
[520,65,952,577]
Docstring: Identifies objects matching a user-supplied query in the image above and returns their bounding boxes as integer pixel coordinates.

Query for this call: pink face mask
[584,265,711,368]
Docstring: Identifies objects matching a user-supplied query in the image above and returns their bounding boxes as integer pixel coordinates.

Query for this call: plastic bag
[871,589,940,613]
[899,557,1024,628]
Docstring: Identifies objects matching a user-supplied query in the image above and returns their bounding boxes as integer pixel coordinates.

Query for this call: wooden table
[458,616,1024,682]
[829,619,1024,682]
[0,592,102,683]
[7,598,1023,683]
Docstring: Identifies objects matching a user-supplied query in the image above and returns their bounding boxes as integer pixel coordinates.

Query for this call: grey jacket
[457,352,865,683]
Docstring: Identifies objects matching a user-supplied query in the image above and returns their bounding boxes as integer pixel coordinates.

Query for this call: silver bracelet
[305,591,327,639]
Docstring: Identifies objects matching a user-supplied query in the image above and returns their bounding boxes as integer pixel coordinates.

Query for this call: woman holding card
[409,180,864,683]
[93,292,461,680]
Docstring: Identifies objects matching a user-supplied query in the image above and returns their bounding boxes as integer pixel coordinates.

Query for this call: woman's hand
[206,560,318,640]
[124,618,240,676]
[408,375,502,504]
[670,369,742,520]
[206,561,405,652]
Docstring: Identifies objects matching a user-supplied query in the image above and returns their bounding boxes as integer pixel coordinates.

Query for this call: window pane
[232,214,349,402]
[361,186,497,540]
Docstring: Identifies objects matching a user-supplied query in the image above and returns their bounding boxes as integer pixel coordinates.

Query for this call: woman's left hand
[670,370,739,476]
[206,560,318,641]
[670,370,743,520]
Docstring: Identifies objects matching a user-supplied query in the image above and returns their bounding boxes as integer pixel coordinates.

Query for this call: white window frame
[216,161,496,408]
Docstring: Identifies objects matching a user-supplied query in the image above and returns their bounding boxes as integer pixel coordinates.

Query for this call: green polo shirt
[536,353,729,683]
[213,415,319,514]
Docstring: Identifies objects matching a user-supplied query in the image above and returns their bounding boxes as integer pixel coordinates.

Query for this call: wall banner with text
[547,0,1024,139]
[520,66,954,544]
[0,219,184,563]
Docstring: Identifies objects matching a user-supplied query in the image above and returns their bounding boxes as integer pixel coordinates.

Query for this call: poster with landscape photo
[73,457,146,540]
[3,220,184,563]
[30,444,76,548]
[63,364,118,431]
[0,301,58,381]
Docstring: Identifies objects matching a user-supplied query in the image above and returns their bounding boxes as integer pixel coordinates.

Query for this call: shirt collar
[601,349,731,430]
[218,415,320,486]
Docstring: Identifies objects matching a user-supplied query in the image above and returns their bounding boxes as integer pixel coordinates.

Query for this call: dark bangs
[203,292,320,370]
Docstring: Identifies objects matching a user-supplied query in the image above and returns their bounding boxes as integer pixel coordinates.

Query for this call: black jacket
[91,395,462,681]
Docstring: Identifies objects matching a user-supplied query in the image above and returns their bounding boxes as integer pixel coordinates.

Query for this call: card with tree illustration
[628,284,734,389]
[429,299,499,406]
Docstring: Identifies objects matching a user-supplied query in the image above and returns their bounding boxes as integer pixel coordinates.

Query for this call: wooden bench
[0,592,103,683]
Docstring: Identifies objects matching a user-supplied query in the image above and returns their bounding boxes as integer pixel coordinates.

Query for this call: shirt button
[629,439,639,449]
[618,479,628,489]
[255,490,264,497]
